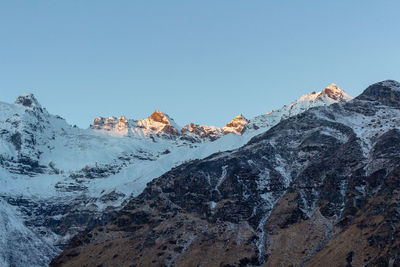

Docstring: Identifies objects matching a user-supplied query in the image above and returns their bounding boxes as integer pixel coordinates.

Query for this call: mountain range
[2,82,388,266]
[50,80,400,267]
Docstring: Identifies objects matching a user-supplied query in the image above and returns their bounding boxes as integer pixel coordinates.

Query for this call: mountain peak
[229,114,248,124]
[223,114,248,135]
[233,114,246,120]
[142,110,181,136]
[148,110,171,124]
[324,83,340,91]
[357,80,400,108]
[320,83,350,101]
[15,93,42,108]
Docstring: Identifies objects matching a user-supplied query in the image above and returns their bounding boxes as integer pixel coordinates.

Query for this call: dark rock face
[2,194,121,249]
[357,80,400,108]
[15,93,42,108]
[9,132,22,151]
[51,81,400,267]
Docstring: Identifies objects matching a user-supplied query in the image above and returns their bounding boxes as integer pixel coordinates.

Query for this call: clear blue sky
[1,1,400,128]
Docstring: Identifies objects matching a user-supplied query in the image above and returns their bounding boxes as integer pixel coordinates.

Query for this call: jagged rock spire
[15,93,42,108]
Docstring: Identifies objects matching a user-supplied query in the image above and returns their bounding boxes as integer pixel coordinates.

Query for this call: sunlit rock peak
[147,110,171,124]
[320,83,353,101]
[223,114,248,135]
[137,110,180,136]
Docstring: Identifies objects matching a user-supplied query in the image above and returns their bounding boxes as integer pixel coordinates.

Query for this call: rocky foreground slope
[52,80,400,267]
[0,84,349,266]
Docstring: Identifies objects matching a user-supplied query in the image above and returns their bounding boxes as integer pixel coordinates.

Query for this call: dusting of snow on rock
[381,80,400,92]
[244,83,352,142]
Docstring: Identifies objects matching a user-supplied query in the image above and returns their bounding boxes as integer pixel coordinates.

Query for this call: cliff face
[52,81,400,267]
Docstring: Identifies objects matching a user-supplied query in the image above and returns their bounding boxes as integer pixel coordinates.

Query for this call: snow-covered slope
[0,84,351,266]
[247,83,352,132]
[0,198,58,267]
[194,83,353,153]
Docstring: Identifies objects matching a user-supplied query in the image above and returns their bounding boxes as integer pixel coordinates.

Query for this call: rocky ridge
[91,84,351,141]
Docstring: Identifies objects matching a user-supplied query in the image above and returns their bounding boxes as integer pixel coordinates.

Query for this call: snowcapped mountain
[52,80,400,267]
[0,84,351,266]
[247,83,352,131]
[90,83,352,144]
